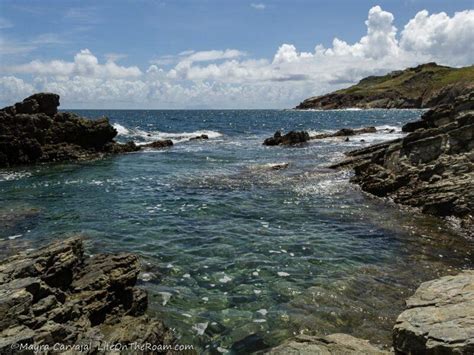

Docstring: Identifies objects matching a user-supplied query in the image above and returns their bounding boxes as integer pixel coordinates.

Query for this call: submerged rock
[393,270,474,354]
[267,333,391,354]
[0,93,140,168]
[0,237,176,353]
[263,131,310,146]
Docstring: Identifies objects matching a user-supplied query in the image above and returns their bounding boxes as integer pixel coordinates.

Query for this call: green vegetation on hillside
[296,63,474,109]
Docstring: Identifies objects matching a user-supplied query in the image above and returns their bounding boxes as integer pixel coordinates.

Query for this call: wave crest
[113,123,222,144]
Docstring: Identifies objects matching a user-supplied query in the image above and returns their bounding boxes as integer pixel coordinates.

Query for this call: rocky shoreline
[331,91,474,233]
[0,93,179,168]
[0,237,178,354]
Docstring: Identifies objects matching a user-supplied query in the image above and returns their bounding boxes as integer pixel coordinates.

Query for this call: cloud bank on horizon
[1,6,473,108]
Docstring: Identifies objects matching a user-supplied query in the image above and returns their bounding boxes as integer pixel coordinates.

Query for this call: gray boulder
[393,270,474,354]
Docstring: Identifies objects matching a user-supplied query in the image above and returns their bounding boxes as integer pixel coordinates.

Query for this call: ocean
[1,109,472,353]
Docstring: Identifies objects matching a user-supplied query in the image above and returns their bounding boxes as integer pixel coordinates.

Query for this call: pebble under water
[1,109,473,353]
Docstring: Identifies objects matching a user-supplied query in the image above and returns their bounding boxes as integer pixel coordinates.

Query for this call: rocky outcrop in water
[331,92,474,231]
[296,63,474,110]
[393,270,474,354]
[0,93,140,168]
[263,131,310,146]
[311,126,377,139]
[143,140,174,149]
[0,237,175,354]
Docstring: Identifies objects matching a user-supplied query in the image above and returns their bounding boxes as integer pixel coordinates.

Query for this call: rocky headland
[0,237,178,354]
[0,93,175,168]
[296,63,474,110]
[331,91,474,232]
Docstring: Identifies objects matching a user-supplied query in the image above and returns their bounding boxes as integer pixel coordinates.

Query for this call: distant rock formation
[263,131,310,146]
[296,63,474,110]
[143,140,174,149]
[331,91,474,231]
[0,237,176,353]
[311,126,376,139]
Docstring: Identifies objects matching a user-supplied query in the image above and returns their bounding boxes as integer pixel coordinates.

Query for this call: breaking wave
[113,123,222,144]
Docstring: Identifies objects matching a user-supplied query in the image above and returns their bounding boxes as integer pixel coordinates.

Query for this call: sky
[0,0,473,109]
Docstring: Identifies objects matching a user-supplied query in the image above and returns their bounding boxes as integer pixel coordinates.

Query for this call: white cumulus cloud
[1,6,473,108]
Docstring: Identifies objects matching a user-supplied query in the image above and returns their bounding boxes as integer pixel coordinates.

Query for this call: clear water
[1,110,473,353]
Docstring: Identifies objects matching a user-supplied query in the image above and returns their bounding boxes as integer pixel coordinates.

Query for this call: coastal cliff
[296,63,474,110]
[0,237,177,354]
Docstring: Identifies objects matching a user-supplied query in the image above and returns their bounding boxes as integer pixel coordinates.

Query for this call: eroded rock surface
[0,237,175,354]
[267,333,391,354]
[332,92,474,231]
[0,93,140,167]
[393,270,474,354]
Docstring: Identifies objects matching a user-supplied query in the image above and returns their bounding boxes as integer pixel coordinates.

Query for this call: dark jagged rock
[263,131,310,146]
[0,237,176,354]
[143,140,174,149]
[332,92,474,231]
[296,63,474,110]
[311,126,376,140]
[0,93,140,168]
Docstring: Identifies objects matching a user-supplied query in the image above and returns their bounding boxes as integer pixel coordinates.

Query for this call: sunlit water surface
[1,110,472,353]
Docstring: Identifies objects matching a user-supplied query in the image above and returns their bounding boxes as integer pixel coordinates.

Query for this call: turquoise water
[1,110,473,353]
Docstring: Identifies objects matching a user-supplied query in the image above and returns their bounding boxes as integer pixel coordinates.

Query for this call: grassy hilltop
[296,63,474,109]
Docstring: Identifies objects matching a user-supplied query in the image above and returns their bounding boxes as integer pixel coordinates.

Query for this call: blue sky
[0,0,473,108]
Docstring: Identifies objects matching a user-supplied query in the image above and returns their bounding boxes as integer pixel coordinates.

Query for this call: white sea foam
[112,123,222,144]
[113,123,130,135]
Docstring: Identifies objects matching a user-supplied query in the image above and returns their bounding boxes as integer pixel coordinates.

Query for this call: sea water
[1,109,472,353]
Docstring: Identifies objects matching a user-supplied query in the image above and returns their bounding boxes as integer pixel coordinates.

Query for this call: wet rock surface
[0,93,140,168]
[0,237,176,354]
[332,92,474,231]
[263,131,310,146]
[393,270,474,354]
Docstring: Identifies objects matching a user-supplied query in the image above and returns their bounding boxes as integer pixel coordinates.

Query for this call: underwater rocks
[0,93,139,168]
[393,270,474,354]
[333,92,474,230]
[0,237,175,353]
[263,131,310,146]
[267,333,391,354]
